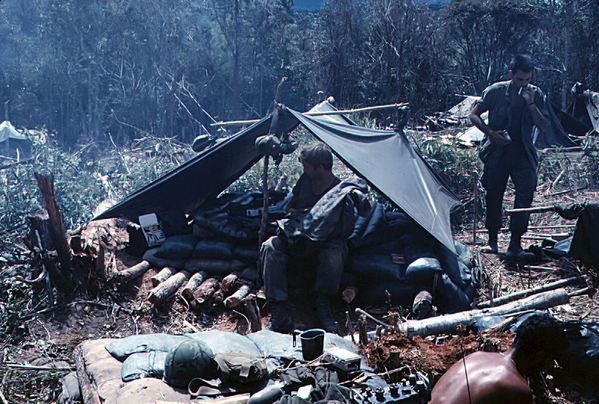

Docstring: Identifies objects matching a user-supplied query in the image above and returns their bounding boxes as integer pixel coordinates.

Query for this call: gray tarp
[95,101,461,253]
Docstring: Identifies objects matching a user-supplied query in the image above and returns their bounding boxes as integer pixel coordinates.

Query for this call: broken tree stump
[110,260,152,283]
[151,267,178,287]
[181,271,208,301]
[477,276,584,308]
[245,294,262,332]
[358,315,368,347]
[398,288,571,338]
[224,284,252,308]
[34,173,71,275]
[149,270,191,304]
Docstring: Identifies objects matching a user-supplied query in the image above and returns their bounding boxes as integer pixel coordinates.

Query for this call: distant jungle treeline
[0,0,597,148]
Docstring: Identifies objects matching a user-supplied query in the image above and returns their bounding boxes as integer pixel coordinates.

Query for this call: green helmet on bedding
[163,339,216,388]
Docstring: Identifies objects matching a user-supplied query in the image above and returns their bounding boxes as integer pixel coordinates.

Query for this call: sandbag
[232,245,260,263]
[348,201,387,249]
[405,257,442,281]
[155,234,198,259]
[142,248,186,270]
[189,329,263,357]
[105,334,190,361]
[58,371,81,404]
[556,321,599,394]
[347,255,404,281]
[185,258,247,275]
[121,351,167,382]
[433,274,472,313]
[193,239,234,259]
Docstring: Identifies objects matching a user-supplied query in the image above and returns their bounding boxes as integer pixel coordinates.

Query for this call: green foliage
[407,129,480,199]
[0,129,190,234]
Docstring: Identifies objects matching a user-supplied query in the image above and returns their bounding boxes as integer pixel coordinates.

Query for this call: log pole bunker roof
[95,101,461,253]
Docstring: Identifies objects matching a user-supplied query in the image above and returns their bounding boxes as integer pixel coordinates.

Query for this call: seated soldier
[260,142,344,333]
[429,313,569,404]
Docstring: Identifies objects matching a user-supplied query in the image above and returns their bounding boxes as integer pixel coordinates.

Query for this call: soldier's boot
[267,301,293,334]
[482,232,499,253]
[505,233,535,262]
[315,295,337,334]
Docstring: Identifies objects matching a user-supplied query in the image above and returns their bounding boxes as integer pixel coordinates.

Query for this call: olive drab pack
[188,352,268,397]
[214,352,268,384]
[163,339,216,388]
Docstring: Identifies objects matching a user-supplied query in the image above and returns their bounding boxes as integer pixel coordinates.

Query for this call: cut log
[221,272,241,293]
[109,260,152,283]
[192,277,221,305]
[181,271,208,301]
[151,267,178,287]
[477,277,583,308]
[224,284,252,308]
[397,288,570,338]
[245,294,262,332]
[148,270,191,304]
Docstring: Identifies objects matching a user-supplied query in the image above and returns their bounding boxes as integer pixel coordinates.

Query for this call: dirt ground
[1,179,598,403]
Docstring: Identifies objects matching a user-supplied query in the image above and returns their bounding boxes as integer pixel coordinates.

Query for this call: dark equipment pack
[214,352,268,385]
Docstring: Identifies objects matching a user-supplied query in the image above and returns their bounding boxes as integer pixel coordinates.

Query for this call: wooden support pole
[210,103,409,127]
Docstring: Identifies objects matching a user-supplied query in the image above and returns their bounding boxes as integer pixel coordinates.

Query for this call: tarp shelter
[0,120,29,159]
[95,101,461,253]
[563,87,599,135]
